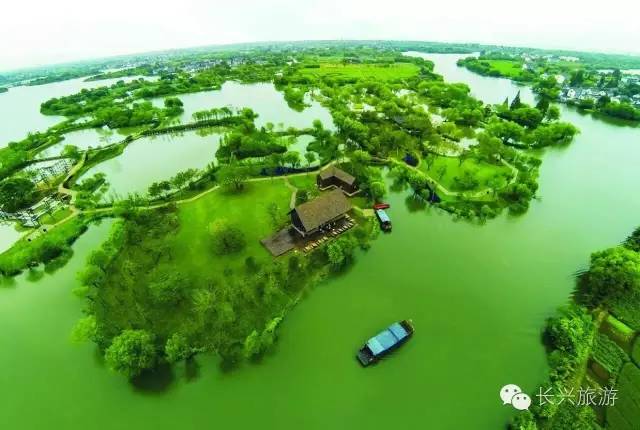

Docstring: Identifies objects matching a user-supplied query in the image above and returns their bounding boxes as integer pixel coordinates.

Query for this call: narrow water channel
[0,54,639,430]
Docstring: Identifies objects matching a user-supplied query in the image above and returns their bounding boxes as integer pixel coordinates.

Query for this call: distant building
[317,166,359,195]
[290,189,352,237]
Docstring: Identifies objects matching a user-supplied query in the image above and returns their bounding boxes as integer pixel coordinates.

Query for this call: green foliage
[216,164,249,192]
[0,217,88,276]
[592,333,628,383]
[580,247,640,306]
[70,315,97,343]
[165,333,192,363]
[209,219,247,255]
[326,235,358,270]
[0,177,36,212]
[624,227,640,252]
[105,329,157,379]
[632,337,640,367]
[545,304,595,359]
[607,363,640,429]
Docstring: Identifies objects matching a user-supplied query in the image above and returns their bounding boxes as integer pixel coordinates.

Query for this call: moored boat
[356,320,414,366]
[373,203,390,210]
[375,209,392,231]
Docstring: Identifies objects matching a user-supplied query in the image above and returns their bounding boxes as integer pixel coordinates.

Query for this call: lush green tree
[61,144,81,160]
[0,177,36,212]
[510,91,522,110]
[486,120,524,145]
[165,333,192,363]
[105,329,157,378]
[217,164,248,192]
[582,247,640,305]
[545,105,560,122]
[148,272,186,304]
[209,219,246,255]
[304,151,316,166]
[243,330,263,360]
[526,123,578,148]
[624,227,640,252]
[171,168,197,190]
[544,304,594,356]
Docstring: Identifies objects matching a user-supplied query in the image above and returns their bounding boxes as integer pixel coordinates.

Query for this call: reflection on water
[80,129,223,198]
[151,81,335,130]
[0,76,153,148]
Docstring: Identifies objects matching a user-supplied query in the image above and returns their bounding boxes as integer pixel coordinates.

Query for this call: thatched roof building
[317,166,358,195]
[290,189,352,237]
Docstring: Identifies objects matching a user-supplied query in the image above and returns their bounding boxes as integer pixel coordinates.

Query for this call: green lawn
[169,178,294,284]
[419,155,513,193]
[297,62,420,81]
[39,207,73,225]
[484,60,524,78]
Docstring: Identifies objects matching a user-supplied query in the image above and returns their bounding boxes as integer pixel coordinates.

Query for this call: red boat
[373,203,390,210]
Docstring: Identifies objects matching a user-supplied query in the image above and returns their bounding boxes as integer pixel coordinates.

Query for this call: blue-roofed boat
[356,320,414,366]
[375,209,392,231]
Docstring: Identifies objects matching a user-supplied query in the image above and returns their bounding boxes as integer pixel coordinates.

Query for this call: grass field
[419,155,513,193]
[296,62,420,81]
[484,60,524,78]
[39,207,73,225]
[0,216,88,276]
[169,178,294,284]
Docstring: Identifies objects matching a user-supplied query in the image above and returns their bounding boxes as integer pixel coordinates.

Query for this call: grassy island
[0,42,585,380]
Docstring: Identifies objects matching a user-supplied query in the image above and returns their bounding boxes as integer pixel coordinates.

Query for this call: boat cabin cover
[290,189,352,237]
[317,166,358,194]
[375,209,390,224]
[366,323,410,356]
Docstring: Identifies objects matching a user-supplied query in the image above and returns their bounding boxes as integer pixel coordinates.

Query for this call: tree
[486,120,524,145]
[510,91,522,110]
[61,144,81,160]
[217,164,248,192]
[209,219,246,255]
[171,168,197,190]
[581,247,640,305]
[243,330,263,360]
[165,333,192,363]
[283,151,301,168]
[535,98,550,114]
[546,106,560,122]
[304,151,316,167]
[0,177,36,212]
[105,329,157,378]
[624,227,640,252]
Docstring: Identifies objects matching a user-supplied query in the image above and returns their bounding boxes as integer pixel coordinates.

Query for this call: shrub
[209,219,246,255]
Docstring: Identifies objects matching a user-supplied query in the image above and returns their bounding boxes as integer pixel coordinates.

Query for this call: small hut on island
[316,166,359,195]
[290,189,352,238]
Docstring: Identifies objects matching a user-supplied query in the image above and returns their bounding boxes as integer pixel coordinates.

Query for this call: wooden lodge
[290,189,352,237]
[317,166,359,195]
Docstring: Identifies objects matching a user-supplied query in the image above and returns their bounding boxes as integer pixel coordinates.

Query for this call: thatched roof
[318,166,356,186]
[292,189,351,232]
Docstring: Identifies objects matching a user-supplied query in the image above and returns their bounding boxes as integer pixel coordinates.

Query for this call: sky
[2,0,639,71]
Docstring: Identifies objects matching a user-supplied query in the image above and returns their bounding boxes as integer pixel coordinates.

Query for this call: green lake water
[80,129,224,199]
[1,54,640,429]
[0,76,151,148]
[152,81,335,130]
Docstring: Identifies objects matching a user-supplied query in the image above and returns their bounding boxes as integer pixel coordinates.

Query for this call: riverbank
[1,50,640,430]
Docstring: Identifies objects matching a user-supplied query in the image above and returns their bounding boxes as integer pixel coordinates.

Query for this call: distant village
[519,52,640,108]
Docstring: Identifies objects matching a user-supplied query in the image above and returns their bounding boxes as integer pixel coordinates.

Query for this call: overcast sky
[2,0,639,71]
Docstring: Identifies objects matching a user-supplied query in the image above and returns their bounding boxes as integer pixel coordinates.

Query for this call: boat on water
[373,203,390,210]
[375,209,392,231]
[356,320,414,366]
